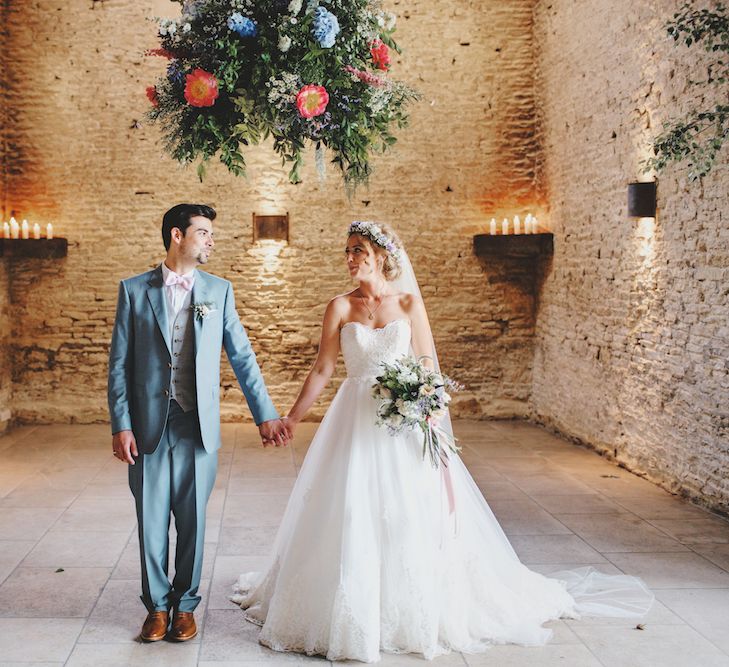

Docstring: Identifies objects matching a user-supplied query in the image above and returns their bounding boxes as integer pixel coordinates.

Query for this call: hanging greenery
[646,2,729,180]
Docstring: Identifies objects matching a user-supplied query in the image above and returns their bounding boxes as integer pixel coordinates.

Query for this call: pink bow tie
[164,272,194,291]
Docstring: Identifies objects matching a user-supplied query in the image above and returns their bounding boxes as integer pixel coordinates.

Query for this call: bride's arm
[405,294,436,371]
[284,299,344,432]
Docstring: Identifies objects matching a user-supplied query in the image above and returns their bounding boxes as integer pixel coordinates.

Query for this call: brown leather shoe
[169,611,197,642]
[140,611,169,642]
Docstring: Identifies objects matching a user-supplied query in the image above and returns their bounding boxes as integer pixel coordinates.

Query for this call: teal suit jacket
[107,265,278,453]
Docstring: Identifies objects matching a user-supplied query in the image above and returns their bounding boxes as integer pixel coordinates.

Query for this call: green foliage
[146,0,418,186]
[646,2,729,180]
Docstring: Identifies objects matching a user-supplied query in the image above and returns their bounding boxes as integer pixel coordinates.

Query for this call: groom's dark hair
[162,204,217,250]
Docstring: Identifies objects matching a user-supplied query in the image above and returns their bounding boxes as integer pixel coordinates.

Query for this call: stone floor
[1,420,729,666]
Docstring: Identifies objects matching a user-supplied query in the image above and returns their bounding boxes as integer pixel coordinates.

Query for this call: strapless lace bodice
[340,319,411,379]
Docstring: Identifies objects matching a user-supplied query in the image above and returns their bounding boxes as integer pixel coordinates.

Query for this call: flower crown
[348,221,402,266]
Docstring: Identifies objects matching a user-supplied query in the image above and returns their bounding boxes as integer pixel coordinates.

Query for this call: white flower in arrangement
[442,392,452,404]
[419,384,436,397]
[182,22,192,33]
[385,11,397,30]
[278,35,292,51]
[288,0,303,15]
[191,302,217,320]
[379,386,393,399]
[403,403,422,420]
[397,370,418,385]
[368,87,392,114]
[389,413,404,427]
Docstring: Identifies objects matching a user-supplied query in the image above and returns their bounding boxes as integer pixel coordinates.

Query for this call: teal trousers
[129,400,217,613]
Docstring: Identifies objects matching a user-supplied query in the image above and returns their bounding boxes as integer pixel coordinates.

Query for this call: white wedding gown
[232,319,653,662]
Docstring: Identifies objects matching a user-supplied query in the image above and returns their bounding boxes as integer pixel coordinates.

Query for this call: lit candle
[33,222,41,239]
[10,217,19,239]
[2,222,9,239]
[46,223,54,240]
[513,215,521,234]
[489,218,497,235]
[532,217,538,233]
[502,218,509,235]
[21,219,29,239]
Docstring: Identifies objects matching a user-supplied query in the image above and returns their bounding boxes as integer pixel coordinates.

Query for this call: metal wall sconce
[627,181,657,218]
[252,212,289,243]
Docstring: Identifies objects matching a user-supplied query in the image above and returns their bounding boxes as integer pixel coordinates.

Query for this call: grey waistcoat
[169,303,196,412]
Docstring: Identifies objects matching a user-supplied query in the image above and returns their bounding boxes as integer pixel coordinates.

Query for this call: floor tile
[614,494,717,520]
[25,530,130,568]
[648,517,729,545]
[606,552,729,588]
[0,540,35,584]
[570,623,729,666]
[463,644,602,666]
[0,566,110,617]
[0,507,64,540]
[555,513,689,553]
[509,535,607,565]
[200,609,328,662]
[531,494,623,515]
[656,588,729,653]
[55,498,137,533]
[487,499,572,536]
[0,618,84,662]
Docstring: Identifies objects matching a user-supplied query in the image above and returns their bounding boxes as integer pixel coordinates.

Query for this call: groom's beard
[196,250,211,264]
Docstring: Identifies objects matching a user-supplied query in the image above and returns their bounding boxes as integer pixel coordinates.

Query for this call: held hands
[112,430,138,464]
[259,418,292,448]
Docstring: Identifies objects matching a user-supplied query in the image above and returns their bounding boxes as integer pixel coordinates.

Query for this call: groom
[108,203,288,642]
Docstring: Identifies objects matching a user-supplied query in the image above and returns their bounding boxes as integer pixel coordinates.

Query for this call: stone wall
[3,0,541,425]
[532,0,729,510]
[0,262,10,433]
[0,0,11,433]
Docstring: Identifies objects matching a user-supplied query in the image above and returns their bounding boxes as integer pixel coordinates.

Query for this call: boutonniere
[191,301,217,320]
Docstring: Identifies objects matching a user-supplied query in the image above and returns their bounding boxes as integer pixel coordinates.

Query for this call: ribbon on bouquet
[424,418,459,516]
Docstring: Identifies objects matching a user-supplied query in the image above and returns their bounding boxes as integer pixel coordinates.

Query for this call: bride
[231,221,653,662]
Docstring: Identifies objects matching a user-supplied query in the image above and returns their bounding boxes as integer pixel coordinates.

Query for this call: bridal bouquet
[372,356,461,469]
[145,0,418,185]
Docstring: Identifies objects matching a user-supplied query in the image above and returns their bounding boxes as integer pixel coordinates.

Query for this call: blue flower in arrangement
[167,61,185,85]
[312,7,340,48]
[227,12,257,37]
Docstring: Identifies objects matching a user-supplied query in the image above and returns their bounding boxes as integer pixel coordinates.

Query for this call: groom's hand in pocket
[112,430,138,464]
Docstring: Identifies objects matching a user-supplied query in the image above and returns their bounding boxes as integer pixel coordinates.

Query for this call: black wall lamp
[252,212,289,243]
[627,181,657,218]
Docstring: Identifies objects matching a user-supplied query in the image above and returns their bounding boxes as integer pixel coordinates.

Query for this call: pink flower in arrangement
[343,65,387,88]
[184,69,219,107]
[370,39,391,70]
[146,86,160,108]
[144,48,176,59]
[296,84,330,118]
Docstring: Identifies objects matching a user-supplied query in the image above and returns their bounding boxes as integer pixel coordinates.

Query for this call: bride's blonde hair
[347,221,403,281]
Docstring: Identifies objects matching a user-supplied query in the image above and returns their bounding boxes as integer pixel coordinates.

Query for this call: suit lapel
[146,266,172,356]
[191,270,208,359]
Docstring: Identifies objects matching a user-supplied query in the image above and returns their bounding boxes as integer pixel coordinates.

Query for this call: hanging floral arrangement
[145,0,419,185]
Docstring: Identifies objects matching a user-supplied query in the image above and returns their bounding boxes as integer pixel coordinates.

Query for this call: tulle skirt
[231,378,653,662]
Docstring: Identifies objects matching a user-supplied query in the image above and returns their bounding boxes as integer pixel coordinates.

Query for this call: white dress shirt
[160,262,195,339]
